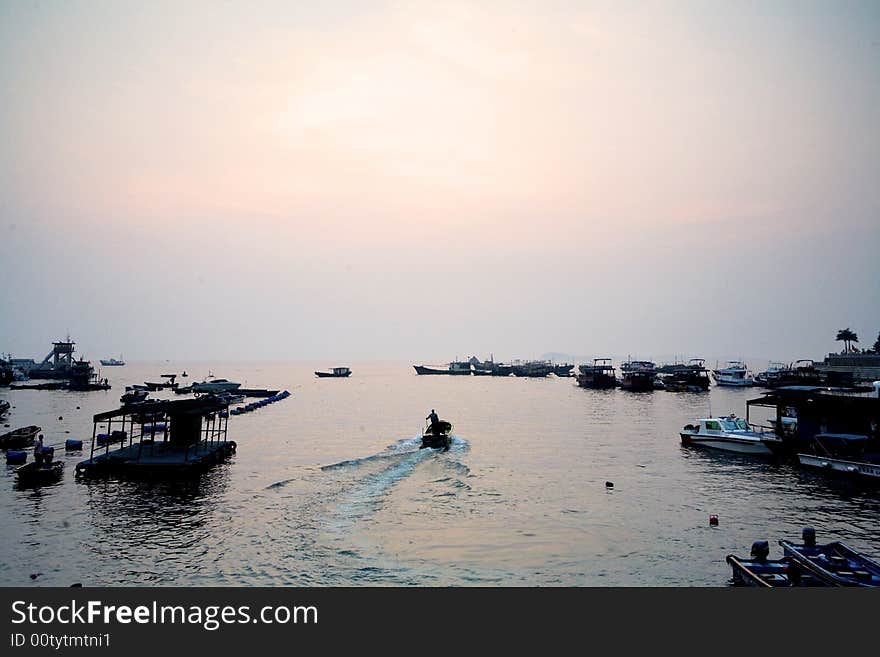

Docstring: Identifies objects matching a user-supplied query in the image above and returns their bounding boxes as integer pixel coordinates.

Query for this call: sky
[1,0,878,363]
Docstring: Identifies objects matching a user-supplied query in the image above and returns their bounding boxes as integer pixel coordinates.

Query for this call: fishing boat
[713,361,755,387]
[660,359,712,391]
[315,367,352,378]
[100,356,125,366]
[619,360,657,392]
[779,528,880,587]
[576,359,617,389]
[552,363,575,377]
[191,378,241,393]
[726,541,824,587]
[679,415,782,455]
[421,419,453,450]
[511,361,553,377]
[413,362,472,375]
[796,433,880,480]
[0,425,42,450]
[16,460,64,486]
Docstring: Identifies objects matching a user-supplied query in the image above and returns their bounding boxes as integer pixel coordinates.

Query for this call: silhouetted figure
[426,409,440,434]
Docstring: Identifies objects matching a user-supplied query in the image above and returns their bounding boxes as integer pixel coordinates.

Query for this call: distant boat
[191,378,241,393]
[421,419,453,450]
[619,360,657,392]
[120,390,148,405]
[713,361,755,387]
[100,356,125,366]
[413,362,472,375]
[660,358,712,391]
[576,359,618,389]
[315,367,352,378]
[754,361,787,387]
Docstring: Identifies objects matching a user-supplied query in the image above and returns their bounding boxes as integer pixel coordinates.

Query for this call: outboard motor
[750,540,770,562]
[802,527,816,548]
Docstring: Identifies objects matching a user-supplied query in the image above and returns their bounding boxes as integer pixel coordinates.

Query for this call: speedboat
[421,419,453,450]
[679,415,781,455]
[713,361,755,386]
[315,366,352,378]
[779,528,880,587]
[191,378,241,393]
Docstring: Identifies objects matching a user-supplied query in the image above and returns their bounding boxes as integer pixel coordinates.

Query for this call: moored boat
[0,425,42,450]
[619,360,657,392]
[576,359,617,389]
[713,361,755,387]
[552,363,575,377]
[754,362,786,387]
[315,366,352,378]
[660,358,711,391]
[779,528,880,587]
[120,390,148,405]
[796,433,880,480]
[679,415,781,455]
[191,378,241,393]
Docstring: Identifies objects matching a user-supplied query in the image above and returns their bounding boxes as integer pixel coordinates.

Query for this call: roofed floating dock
[75,395,236,477]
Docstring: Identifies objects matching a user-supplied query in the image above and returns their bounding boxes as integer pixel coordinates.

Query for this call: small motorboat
[16,460,64,486]
[120,390,149,405]
[315,367,352,378]
[726,540,825,587]
[0,425,42,450]
[779,528,880,587]
[421,420,453,450]
[680,415,782,456]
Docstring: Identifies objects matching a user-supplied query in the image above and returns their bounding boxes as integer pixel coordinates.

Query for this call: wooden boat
[779,528,880,587]
[315,367,352,378]
[726,541,825,587]
[16,460,64,486]
[0,425,41,450]
[421,420,453,450]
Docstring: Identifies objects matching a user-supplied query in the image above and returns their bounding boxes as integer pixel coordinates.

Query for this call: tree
[836,328,859,353]
[873,331,880,354]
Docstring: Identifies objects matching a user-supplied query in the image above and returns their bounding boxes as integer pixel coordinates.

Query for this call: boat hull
[16,461,64,487]
[315,371,351,378]
[779,540,880,586]
[797,453,880,479]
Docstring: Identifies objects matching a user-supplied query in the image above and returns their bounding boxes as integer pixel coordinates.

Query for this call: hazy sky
[1,0,878,362]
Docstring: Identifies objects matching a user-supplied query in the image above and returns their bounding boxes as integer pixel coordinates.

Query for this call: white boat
[713,361,755,387]
[191,378,241,393]
[680,415,781,455]
[754,362,786,386]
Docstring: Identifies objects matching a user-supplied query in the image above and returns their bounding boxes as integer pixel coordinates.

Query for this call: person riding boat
[426,409,441,434]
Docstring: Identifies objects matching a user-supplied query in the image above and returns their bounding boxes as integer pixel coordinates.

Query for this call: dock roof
[93,396,227,422]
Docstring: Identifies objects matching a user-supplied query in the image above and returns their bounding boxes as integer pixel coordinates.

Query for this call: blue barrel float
[65,439,84,451]
[6,450,27,464]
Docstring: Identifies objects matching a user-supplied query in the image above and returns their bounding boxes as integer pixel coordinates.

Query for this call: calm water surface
[1,361,878,586]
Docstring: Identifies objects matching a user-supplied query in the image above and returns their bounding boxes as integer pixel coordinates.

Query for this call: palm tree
[873,331,880,354]
[836,328,859,353]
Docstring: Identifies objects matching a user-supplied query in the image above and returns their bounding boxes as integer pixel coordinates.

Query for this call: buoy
[605,481,614,488]
[58,416,63,421]
[709,514,719,526]
[6,450,27,464]
[76,406,80,410]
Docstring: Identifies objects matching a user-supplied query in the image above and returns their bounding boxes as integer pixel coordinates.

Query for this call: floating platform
[76,395,235,478]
